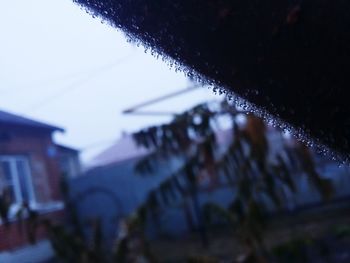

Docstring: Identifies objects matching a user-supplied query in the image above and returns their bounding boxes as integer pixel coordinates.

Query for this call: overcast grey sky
[0,0,221,162]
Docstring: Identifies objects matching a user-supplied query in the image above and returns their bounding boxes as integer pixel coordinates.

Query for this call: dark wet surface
[73,0,350,160]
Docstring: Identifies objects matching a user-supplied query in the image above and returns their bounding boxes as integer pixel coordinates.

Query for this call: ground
[150,201,350,262]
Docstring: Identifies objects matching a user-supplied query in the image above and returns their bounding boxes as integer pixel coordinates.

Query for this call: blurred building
[56,144,81,179]
[69,134,174,245]
[69,128,350,243]
[0,110,80,260]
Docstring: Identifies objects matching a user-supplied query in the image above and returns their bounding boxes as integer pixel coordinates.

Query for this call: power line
[25,54,134,112]
[122,84,201,116]
[0,55,133,96]
[122,110,179,116]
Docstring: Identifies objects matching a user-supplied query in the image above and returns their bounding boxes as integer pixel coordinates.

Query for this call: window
[60,155,80,178]
[0,156,35,216]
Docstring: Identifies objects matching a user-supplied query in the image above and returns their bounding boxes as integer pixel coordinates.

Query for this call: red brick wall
[0,125,62,202]
[0,210,65,251]
[0,124,65,250]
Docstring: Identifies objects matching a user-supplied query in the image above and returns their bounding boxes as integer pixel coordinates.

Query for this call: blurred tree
[131,99,333,262]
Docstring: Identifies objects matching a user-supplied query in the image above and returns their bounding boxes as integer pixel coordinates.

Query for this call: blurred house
[69,128,350,243]
[69,134,175,245]
[56,144,81,179]
[0,110,80,260]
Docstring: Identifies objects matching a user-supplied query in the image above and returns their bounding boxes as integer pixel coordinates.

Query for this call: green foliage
[15,203,39,244]
[272,238,314,263]
[333,224,350,239]
[0,188,13,224]
[187,255,219,263]
[203,203,236,226]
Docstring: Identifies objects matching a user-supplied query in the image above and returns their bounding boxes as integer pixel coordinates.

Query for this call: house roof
[56,144,80,154]
[0,110,64,132]
[87,128,239,169]
[87,135,149,168]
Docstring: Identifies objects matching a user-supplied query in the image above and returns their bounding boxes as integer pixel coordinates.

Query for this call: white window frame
[0,155,64,223]
[0,155,37,217]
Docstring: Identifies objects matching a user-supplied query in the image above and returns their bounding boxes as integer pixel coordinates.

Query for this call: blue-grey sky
[0,0,220,162]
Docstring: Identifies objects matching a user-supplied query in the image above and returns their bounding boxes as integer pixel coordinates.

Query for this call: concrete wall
[69,155,350,242]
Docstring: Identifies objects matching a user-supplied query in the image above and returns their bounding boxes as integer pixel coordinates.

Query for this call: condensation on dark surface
[73,0,350,163]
